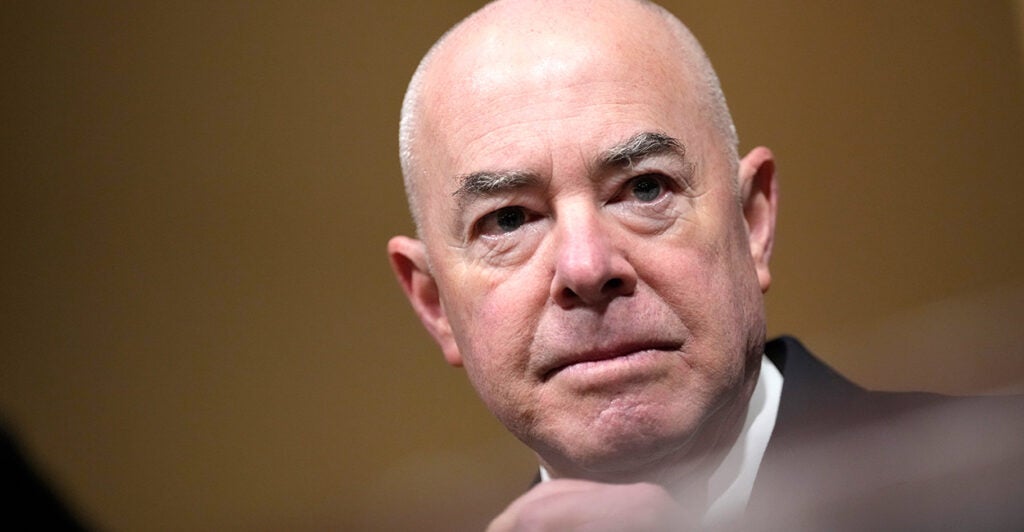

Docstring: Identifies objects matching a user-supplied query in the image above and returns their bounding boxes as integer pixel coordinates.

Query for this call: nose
[550,207,637,308]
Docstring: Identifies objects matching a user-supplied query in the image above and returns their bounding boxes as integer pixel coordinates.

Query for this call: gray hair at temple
[397,0,740,234]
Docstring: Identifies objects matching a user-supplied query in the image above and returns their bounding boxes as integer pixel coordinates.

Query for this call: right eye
[477,206,530,236]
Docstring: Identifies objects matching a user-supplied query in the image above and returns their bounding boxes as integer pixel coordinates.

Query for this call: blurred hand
[487,479,687,531]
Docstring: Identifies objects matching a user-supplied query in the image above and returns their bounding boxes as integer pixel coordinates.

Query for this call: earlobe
[387,236,463,367]
[738,147,778,293]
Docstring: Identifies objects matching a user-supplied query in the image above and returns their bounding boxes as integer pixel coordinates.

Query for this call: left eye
[629,175,664,202]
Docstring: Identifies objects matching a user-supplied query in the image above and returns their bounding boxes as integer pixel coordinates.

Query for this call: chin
[553,437,698,483]
[539,405,706,481]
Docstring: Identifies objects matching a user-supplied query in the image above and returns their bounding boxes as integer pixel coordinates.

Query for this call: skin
[389,0,778,526]
[486,479,688,531]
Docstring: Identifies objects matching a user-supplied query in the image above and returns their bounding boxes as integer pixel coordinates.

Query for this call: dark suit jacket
[745,336,1024,530]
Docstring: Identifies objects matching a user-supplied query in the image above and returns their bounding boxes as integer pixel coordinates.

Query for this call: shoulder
[750,336,1024,530]
[766,335,1021,429]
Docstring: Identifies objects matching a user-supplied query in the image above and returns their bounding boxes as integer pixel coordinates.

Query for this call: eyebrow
[599,131,686,169]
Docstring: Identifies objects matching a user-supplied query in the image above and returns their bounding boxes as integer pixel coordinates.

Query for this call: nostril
[603,278,623,292]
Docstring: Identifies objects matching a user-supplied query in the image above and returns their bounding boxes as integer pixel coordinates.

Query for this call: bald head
[399,0,739,234]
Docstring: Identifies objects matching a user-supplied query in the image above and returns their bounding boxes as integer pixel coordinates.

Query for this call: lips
[539,340,682,382]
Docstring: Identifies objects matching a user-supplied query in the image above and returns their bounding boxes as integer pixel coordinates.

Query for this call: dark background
[2,1,1022,530]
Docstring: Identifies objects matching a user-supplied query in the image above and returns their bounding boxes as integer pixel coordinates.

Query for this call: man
[387,0,1023,529]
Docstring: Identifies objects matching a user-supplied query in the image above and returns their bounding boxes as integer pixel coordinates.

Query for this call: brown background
[2,1,1022,530]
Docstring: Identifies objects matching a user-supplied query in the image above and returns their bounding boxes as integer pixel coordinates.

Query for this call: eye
[477,206,530,236]
[628,174,665,202]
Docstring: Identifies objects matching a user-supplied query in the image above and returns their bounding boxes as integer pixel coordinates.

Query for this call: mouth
[540,341,682,382]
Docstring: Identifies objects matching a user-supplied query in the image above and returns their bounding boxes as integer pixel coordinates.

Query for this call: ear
[738,147,778,293]
[387,236,463,367]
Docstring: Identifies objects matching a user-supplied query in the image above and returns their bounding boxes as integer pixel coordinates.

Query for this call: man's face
[395,10,774,479]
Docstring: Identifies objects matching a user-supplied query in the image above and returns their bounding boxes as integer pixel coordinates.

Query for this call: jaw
[524,355,760,486]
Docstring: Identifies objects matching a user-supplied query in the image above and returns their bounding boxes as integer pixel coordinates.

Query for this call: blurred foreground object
[2,423,88,530]
[744,337,1024,530]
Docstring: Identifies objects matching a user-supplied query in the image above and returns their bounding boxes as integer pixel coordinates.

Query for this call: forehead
[413,3,710,210]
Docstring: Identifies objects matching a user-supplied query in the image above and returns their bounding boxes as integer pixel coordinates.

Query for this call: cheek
[452,281,548,435]
[443,266,547,375]
[634,239,714,322]
[636,225,757,354]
